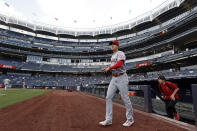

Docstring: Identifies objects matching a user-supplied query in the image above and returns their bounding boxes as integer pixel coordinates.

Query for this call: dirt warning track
[0,90,195,131]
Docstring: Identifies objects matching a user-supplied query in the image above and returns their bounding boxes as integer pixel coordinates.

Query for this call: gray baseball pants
[105,73,133,122]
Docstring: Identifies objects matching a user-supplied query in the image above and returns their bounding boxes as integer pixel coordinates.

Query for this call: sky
[0,0,167,29]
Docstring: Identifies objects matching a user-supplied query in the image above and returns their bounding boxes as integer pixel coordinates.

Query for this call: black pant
[165,99,178,118]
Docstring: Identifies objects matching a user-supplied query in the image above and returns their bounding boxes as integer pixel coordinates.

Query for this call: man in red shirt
[158,75,180,120]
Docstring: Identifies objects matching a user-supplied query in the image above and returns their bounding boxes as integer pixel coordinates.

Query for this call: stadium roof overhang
[0,0,187,39]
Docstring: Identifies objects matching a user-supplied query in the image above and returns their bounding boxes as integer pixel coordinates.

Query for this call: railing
[81,85,152,112]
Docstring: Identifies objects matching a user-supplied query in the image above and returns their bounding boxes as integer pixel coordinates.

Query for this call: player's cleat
[123,120,134,127]
[174,112,180,121]
[99,120,112,126]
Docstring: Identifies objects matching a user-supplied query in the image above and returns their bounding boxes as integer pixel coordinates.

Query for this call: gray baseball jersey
[110,51,126,74]
[3,79,10,85]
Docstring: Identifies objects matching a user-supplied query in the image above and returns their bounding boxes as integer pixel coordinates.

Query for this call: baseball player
[23,81,26,89]
[0,83,3,95]
[158,75,180,120]
[3,78,10,94]
[99,40,134,127]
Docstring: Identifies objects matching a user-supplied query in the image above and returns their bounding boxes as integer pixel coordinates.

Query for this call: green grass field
[0,88,51,109]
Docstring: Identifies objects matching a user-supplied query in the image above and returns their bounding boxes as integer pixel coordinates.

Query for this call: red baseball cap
[109,40,119,46]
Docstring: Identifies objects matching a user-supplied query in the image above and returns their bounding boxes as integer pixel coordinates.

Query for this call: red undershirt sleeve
[109,60,124,70]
